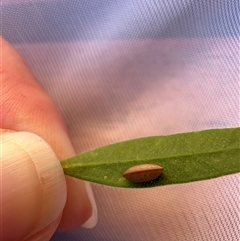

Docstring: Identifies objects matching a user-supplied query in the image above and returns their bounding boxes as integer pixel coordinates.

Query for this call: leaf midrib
[62,146,239,169]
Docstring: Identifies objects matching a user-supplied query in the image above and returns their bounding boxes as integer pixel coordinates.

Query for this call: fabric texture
[2,0,239,240]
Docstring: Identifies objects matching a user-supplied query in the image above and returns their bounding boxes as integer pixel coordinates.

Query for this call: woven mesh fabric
[2,1,239,240]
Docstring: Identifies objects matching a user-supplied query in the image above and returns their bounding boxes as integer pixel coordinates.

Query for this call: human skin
[1,37,95,240]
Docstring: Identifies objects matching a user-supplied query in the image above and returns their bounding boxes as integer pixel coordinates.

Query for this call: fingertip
[1,131,67,240]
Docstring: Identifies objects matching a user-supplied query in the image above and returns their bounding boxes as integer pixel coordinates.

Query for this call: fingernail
[81,182,98,228]
[1,132,67,240]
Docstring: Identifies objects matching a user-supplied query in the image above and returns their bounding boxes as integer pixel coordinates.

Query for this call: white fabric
[2,0,239,240]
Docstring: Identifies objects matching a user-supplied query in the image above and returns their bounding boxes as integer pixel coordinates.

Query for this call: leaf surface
[61,128,240,188]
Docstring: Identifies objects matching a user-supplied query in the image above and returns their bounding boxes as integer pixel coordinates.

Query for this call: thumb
[1,131,67,241]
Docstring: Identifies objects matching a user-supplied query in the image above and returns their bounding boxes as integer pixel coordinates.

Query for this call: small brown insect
[122,164,164,183]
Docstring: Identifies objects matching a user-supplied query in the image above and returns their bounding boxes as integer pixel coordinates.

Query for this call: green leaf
[61,128,240,188]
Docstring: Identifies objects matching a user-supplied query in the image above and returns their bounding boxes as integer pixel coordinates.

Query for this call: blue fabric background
[2,1,239,240]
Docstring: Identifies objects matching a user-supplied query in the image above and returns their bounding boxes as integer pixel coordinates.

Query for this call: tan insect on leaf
[122,164,164,183]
